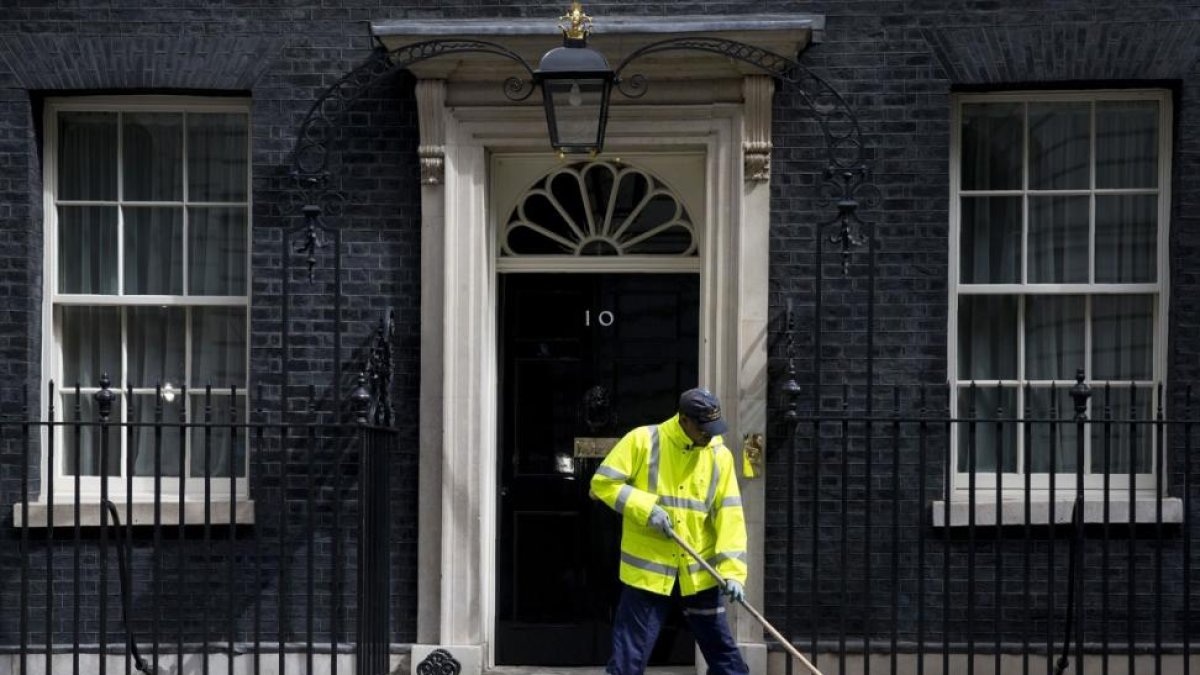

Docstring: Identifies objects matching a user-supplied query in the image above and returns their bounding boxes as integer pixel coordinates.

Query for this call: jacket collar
[662,413,713,452]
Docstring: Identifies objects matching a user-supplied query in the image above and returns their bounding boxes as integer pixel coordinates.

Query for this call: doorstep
[487,662,696,667]
[413,641,765,675]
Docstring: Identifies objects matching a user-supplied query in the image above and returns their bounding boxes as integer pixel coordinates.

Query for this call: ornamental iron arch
[283,12,881,675]
[284,30,878,410]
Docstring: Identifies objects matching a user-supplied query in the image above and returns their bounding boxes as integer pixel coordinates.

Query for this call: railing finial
[94,373,116,421]
[349,373,371,425]
[1069,368,1091,422]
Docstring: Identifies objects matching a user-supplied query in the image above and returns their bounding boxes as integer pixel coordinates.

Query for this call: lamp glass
[543,77,608,152]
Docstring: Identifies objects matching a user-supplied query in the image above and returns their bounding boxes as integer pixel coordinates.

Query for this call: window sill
[12,500,256,528]
[930,497,1182,528]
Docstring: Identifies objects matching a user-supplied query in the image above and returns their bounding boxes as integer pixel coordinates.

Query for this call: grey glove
[647,505,673,537]
[723,579,746,603]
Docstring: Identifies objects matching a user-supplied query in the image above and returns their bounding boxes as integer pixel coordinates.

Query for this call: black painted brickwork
[0,4,423,648]
[0,0,1197,655]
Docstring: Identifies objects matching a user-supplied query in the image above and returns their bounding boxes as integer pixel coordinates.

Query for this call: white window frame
[39,95,252,503]
[947,89,1172,498]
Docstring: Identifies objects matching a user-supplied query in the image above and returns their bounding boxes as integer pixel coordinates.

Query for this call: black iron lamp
[534,2,614,155]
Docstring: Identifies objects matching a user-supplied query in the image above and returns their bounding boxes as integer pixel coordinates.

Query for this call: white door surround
[389,15,818,675]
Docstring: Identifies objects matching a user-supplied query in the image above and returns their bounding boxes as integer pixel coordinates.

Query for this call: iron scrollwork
[292,41,535,180]
[365,310,396,427]
[287,39,539,278]
[613,36,878,270]
[350,310,396,427]
[416,648,462,675]
[289,33,878,283]
[286,26,880,415]
[287,40,539,409]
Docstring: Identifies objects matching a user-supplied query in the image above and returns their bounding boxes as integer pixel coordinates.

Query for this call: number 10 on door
[584,310,615,327]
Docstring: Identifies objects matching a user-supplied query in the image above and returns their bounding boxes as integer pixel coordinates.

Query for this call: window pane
[58,205,117,294]
[130,395,182,477]
[60,306,120,387]
[1028,387,1080,473]
[123,113,183,201]
[63,394,121,476]
[961,103,1022,190]
[545,78,605,148]
[1025,295,1085,380]
[1029,102,1090,190]
[188,113,247,202]
[189,207,247,295]
[1028,196,1088,283]
[1096,101,1158,189]
[124,207,183,294]
[1095,195,1156,283]
[1092,295,1154,380]
[189,394,248,478]
[957,386,1016,472]
[128,307,186,388]
[192,307,246,387]
[958,296,1018,380]
[623,195,693,255]
[960,197,1020,283]
[1089,386,1153,474]
[58,112,117,201]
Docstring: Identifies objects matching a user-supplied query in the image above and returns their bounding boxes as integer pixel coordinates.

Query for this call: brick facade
[0,0,1197,659]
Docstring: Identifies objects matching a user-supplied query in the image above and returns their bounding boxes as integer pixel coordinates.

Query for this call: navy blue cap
[678,387,728,435]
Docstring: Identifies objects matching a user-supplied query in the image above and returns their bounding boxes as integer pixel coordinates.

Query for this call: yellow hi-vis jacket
[590,414,747,596]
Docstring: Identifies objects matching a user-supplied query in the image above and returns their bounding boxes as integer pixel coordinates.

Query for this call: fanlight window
[501,161,696,256]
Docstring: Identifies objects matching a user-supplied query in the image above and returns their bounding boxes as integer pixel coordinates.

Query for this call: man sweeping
[590,388,749,675]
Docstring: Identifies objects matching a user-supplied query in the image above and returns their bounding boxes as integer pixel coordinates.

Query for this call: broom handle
[665,528,825,675]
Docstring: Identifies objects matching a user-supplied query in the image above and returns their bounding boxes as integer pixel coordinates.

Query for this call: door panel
[497,273,699,666]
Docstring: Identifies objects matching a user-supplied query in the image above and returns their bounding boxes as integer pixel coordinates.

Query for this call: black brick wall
[0,3,422,647]
[0,0,1197,656]
[762,0,1200,654]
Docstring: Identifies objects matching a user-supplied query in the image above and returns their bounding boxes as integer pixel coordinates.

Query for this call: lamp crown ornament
[559,2,592,42]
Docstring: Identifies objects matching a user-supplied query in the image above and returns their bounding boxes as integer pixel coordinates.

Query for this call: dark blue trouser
[607,583,750,675]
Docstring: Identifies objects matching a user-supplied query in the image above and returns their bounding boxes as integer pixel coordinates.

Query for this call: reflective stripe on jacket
[590,414,748,596]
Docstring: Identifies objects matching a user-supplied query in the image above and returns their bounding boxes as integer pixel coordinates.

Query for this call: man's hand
[723,579,745,603]
[647,505,673,537]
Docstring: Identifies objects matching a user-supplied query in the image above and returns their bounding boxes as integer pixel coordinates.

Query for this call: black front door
[496,273,700,666]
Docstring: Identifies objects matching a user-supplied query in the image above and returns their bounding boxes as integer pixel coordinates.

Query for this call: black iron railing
[1,380,397,675]
[772,374,1198,675]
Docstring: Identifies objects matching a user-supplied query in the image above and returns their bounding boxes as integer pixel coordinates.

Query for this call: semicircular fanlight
[501,160,697,257]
